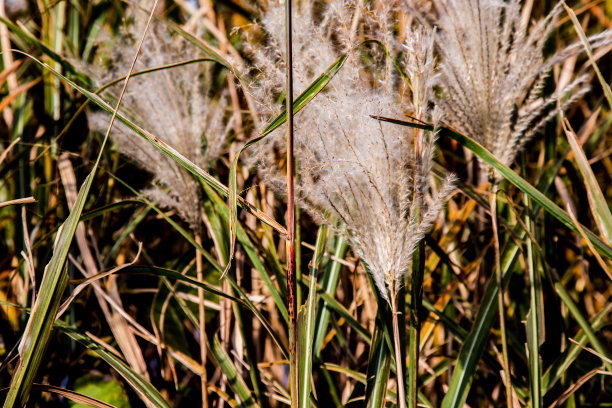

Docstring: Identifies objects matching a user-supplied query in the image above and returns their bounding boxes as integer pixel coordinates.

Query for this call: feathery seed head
[87,22,232,230]
[251,1,454,301]
[434,0,602,180]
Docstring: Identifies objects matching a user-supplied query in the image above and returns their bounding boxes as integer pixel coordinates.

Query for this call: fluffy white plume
[434,0,610,179]
[250,1,454,300]
[88,23,231,229]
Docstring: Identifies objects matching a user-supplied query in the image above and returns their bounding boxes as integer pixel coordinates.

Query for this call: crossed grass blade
[56,322,170,408]
[2,3,161,405]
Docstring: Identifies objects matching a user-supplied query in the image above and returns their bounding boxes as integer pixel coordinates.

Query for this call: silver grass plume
[88,23,231,230]
[434,0,611,180]
[250,1,454,300]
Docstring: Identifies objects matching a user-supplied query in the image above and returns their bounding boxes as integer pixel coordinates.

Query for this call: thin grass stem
[490,185,513,407]
[391,287,407,408]
[284,0,297,406]
[195,233,209,408]
[408,240,423,408]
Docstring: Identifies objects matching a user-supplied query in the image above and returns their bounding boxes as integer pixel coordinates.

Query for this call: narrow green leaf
[524,192,544,408]
[562,115,612,245]
[313,236,349,356]
[57,322,170,408]
[297,225,327,408]
[121,266,240,302]
[364,317,391,408]
[553,282,612,372]
[3,234,70,407]
[316,290,371,344]
[154,15,243,80]
[202,184,288,323]
[542,302,612,392]
[80,200,141,222]
[372,116,612,261]
[209,336,259,408]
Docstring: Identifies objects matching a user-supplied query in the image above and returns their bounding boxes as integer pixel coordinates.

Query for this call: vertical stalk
[195,233,209,408]
[408,239,423,408]
[284,0,297,406]
[296,206,302,306]
[490,185,513,407]
[391,288,407,408]
[407,119,424,408]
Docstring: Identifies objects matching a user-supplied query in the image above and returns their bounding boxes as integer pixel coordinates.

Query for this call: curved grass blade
[561,1,612,109]
[153,15,243,80]
[28,384,118,408]
[210,336,259,408]
[297,225,327,408]
[56,322,170,408]
[80,200,141,222]
[543,302,612,392]
[316,290,371,344]
[561,114,612,245]
[553,282,612,372]
[371,116,612,261]
[118,266,239,302]
[202,183,288,322]
[364,317,391,408]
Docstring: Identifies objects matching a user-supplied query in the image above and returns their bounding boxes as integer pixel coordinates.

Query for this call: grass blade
[364,316,391,408]
[202,183,289,323]
[313,236,349,356]
[297,225,327,408]
[371,116,612,261]
[553,282,612,372]
[524,192,544,408]
[209,336,259,408]
[542,301,612,392]
[561,1,612,109]
[561,114,612,245]
[56,322,170,408]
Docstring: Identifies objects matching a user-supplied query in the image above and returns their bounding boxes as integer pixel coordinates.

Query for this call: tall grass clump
[2,0,612,407]
[434,0,612,406]
[86,4,233,406]
[248,2,454,405]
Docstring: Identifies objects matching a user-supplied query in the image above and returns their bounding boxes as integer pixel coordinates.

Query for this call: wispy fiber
[88,21,231,229]
[250,1,454,300]
[434,0,611,179]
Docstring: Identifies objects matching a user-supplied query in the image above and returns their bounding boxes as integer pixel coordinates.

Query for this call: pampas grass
[2,1,612,407]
